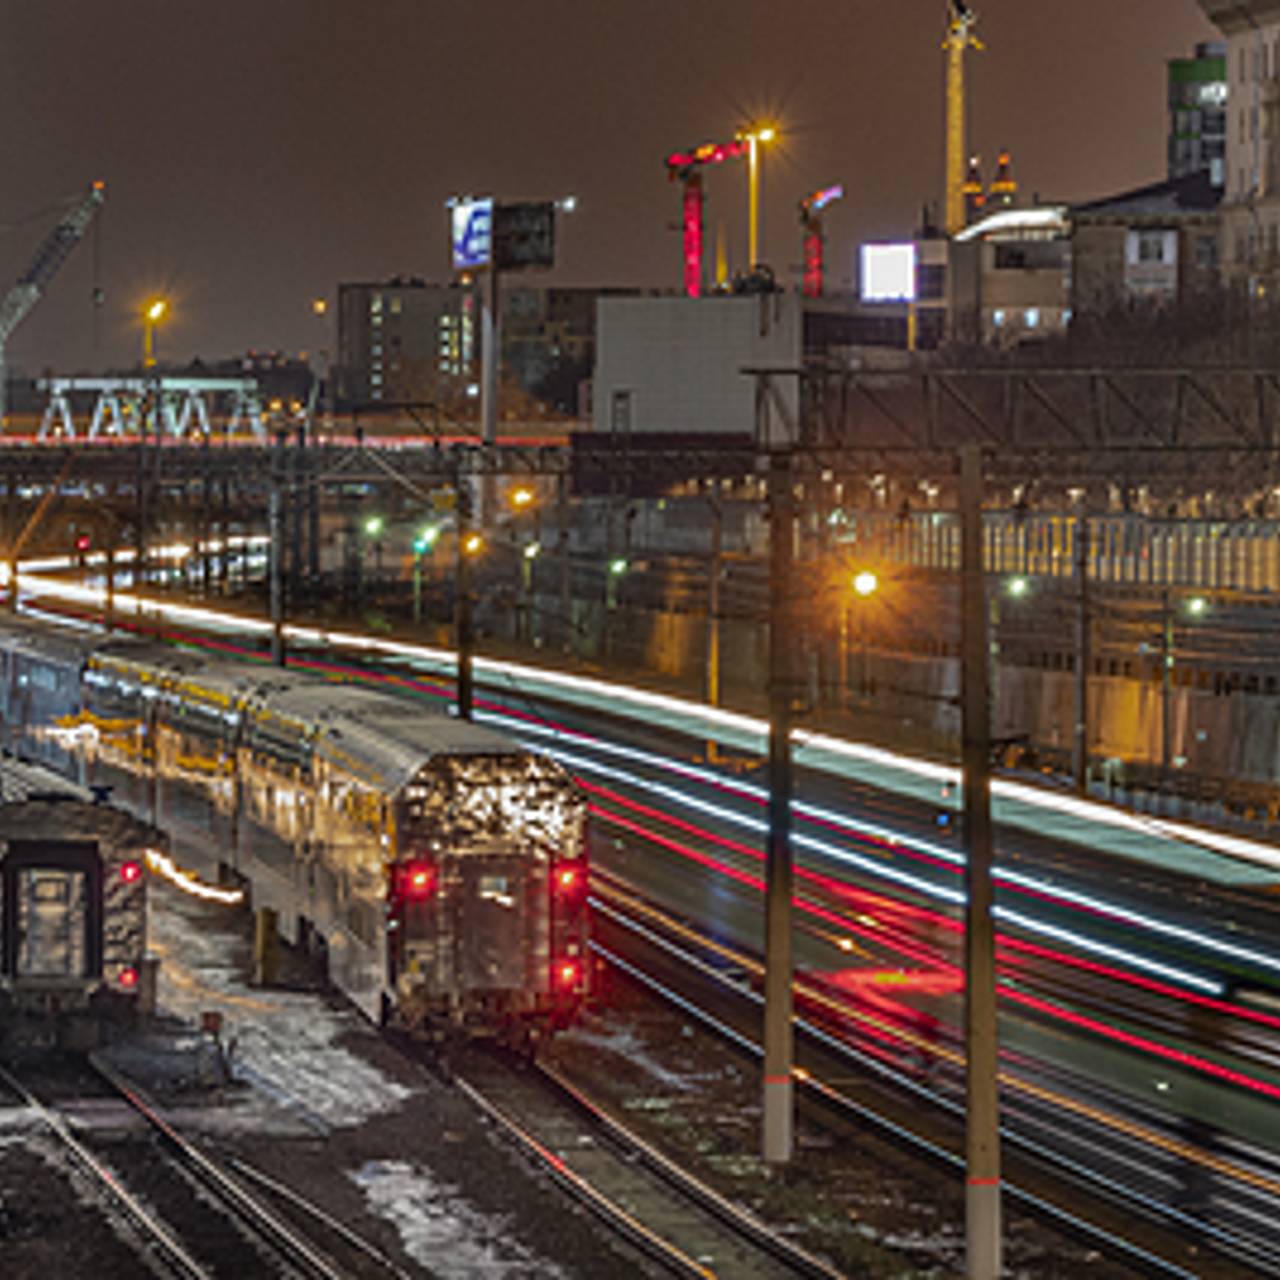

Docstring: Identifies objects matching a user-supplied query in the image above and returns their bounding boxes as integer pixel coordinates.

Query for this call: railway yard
[0,850,1215,1279]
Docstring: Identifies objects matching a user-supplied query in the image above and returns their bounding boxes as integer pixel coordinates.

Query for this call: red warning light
[556,960,580,989]
[556,866,580,893]
[120,860,142,884]
[74,534,91,553]
[398,862,434,899]
[118,967,139,989]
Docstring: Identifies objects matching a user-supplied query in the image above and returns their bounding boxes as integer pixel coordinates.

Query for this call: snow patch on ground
[149,883,411,1130]
[350,1159,569,1279]
[561,1022,700,1092]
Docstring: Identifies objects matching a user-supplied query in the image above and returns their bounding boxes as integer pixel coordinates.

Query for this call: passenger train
[0,615,589,1045]
[0,751,153,1027]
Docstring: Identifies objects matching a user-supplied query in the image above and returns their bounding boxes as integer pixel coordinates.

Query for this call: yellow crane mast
[945,1,983,236]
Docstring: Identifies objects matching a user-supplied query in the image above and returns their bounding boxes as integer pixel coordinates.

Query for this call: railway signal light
[120,860,142,884]
[555,865,581,893]
[556,959,581,989]
[118,967,139,989]
[75,533,91,553]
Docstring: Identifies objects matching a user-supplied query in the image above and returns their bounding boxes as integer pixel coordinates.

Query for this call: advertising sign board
[860,242,918,303]
[493,202,556,270]
[451,198,493,270]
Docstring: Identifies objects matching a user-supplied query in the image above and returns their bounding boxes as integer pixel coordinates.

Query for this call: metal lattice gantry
[36,376,266,441]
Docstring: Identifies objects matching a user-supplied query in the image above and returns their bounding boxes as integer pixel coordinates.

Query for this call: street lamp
[142,297,168,369]
[849,568,880,697]
[738,122,778,268]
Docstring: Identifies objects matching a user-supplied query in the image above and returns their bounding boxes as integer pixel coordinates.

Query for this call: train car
[0,752,156,1025]
[0,617,589,1047]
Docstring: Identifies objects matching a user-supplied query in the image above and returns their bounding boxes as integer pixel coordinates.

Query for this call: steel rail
[452,1070,718,1280]
[533,1058,842,1280]
[588,891,1264,1279]
[0,1060,212,1280]
[90,1054,351,1280]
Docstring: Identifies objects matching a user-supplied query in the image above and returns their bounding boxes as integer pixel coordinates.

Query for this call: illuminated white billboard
[450,197,493,270]
[860,242,918,303]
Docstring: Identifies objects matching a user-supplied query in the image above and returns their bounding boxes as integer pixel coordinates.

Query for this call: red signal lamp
[556,865,581,893]
[398,862,435,899]
[556,960,581,990]
[118,967,139,989]
[120,860,142,884]
[74,534,91,553]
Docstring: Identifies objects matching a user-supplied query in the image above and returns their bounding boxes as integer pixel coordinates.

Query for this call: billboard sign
[860,242,918,303]
[451,198,493,270]
[494,201,556,271]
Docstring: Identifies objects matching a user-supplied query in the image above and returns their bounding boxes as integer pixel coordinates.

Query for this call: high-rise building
[1197,3,1280,284]
[335,280,639,416]
[1169,41,1227,189]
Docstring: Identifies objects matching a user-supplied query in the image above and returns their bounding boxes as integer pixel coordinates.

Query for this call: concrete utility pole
[1073,513,1091,794]
[763,448,795,1165]
[959,444,1001,1279]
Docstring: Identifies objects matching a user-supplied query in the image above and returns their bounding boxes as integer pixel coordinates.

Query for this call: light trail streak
[588,779,1280,1031]
[593,880,1280,1204]
[489,712,1280,982]
[143,848,244,905]
[28,591,1246,1000]
[548,739,1221,993]
[593,804,1280,1104]
[23,566,1280,879]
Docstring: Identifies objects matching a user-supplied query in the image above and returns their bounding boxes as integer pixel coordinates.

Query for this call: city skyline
[0,0,1214,372]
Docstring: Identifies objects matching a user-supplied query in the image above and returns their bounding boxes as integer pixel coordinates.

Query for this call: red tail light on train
[396,862,435,899]
[555,864,582,894]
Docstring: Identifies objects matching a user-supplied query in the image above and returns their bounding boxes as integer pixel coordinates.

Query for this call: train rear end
[0,799,156,1040]
[388,752,588,1047]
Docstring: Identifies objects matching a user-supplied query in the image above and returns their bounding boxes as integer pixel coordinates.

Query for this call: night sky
[1,0,1215,375]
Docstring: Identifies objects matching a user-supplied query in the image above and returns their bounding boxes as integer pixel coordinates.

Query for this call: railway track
[0,1053,404,1279]
[587,876,1279,1280]
[452,1046,839,1280]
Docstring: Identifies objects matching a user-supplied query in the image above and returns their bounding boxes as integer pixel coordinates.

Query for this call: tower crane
[944,1,982,236]
[0,180,106,427]
[666,139,748,298]
[798,185,843,298]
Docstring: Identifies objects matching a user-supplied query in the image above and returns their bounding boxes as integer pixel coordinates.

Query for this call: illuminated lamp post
[851,570,879,696]
[142,297,168,369]
[738,122,778,268]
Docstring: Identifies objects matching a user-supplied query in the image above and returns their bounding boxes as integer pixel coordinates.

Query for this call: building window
[1196,234,1219,270]
[1136,230,1168,264]
[1025,308,1041,329]
[992,309,1006,328]
[390,298,402,315]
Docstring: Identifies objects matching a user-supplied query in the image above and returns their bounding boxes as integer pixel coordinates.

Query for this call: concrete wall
[511,589,1280,792]
[594,294,801,440]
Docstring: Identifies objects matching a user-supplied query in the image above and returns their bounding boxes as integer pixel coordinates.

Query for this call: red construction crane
[798,185,843,298]
[665,139,748,298]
